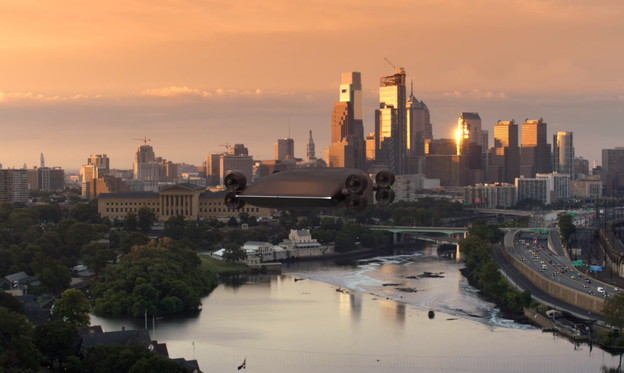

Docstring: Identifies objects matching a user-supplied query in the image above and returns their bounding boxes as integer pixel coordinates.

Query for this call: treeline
[1,289,187,372]
[460,221,532,315]
[92,238,217,318]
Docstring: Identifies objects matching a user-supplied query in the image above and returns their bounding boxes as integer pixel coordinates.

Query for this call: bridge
[366,225,468,245]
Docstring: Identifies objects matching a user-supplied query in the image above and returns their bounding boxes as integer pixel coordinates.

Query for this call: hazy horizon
[1,0,622,170]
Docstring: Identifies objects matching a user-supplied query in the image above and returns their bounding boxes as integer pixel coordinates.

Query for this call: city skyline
[1,1,622,169]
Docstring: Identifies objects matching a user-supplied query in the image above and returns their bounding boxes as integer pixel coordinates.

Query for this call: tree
[603,294,624,332]
[222,243,247,262]
[124,212,139,231]
[137,207,156,233]
[0,307,42,371]
[164,215,186,240]
[53,289,91,327]
[559,213,576,245]
[34,320,80,368]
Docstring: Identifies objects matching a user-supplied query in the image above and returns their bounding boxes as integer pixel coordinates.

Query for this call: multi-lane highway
[506,230,619,300]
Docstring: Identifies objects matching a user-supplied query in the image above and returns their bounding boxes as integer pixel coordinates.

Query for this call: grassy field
[200,255,249,274]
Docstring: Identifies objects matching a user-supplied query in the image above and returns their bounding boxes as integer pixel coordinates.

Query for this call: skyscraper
[328,72,365,169]
[406,82,430,157]
[306,130,316,161]
[456,112,484,184]
[375,67,407,174]
[520,118,551,178]
[457,112,482,153]
[275,138,295,161]
[491,120,519,183]
[602,147,624,195]
[553,131,574,179]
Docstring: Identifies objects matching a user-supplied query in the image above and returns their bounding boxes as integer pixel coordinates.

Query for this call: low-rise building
[98,183,274,222]
[463,183,516,208]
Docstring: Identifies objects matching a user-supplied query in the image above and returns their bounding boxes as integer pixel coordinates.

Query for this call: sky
[0,0,622,171]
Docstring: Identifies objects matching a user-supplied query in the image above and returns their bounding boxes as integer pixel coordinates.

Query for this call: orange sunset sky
[0,0,622,170]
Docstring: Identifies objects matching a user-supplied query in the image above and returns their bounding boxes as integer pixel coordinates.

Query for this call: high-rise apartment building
[520,118,551,178]
[275,138,295,161]
[553,131,574,179]
[328,72,366,169]
[0,169,29,203]
[375,68,407,174]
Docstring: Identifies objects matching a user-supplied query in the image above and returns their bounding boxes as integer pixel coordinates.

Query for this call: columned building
[98,184,274,222]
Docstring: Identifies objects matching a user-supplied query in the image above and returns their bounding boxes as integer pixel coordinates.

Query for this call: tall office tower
[220,154,253,185]
[275,138,295,161]
[520,118,551,178]
[134,144,156,179]
[365,133,376,161]
[602,147,624,195]
[457,112,482,152]
[456,112,483,165]
[88,154,110,173]
[230,144,249,156]
[206,153,222,186]
[552,131,574,179]
[573,157,590,178]
[406,82,430,157]
[375,67,407,174]
[426,139,457,155]
[306,130,316,160]
[490,120,520,183]
[40,153,45,168]
[328,72,366,169]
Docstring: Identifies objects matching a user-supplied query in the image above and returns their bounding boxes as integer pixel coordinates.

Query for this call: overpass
[366,225,468,245]
[466,208,533,217]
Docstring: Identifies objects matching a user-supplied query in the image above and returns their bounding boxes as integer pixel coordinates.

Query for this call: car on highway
[597,287,605,293]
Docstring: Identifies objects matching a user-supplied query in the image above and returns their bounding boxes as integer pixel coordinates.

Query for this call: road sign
[589,265,603,272]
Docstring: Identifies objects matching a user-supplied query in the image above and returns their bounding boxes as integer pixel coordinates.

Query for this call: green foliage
[54,289,91,327]
[559,213,576,245]
[84,345,187,373]
[0,292,24,314]
[603,294,624,331]
[222,243,247,262]
[92,238,217,317]
[460,224,531,314]
[33,320,80,366]
[164,215,186,240]
[0,306,42,371]
[137,207,156,233]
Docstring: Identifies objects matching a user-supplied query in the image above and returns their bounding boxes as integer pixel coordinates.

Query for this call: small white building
[279,229,333,258]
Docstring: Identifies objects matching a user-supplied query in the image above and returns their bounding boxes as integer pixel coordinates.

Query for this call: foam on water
[289,251,537,330]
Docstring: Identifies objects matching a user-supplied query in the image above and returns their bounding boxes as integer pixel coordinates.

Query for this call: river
[91,242,621,372]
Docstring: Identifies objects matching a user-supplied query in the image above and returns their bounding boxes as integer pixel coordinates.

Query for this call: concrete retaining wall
[502,243,605,315]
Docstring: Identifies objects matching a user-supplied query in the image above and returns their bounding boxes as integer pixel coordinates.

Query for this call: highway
[496,227,621,321]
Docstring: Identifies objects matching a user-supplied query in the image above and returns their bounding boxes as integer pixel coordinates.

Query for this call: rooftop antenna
[288,118,291,139]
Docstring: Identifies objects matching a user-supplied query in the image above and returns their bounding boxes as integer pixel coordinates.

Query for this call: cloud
[442,89,508,100]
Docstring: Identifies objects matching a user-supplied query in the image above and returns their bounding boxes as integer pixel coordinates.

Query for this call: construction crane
[384,57,397,69]
[133,136,151,145]
[220,143,231,153]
